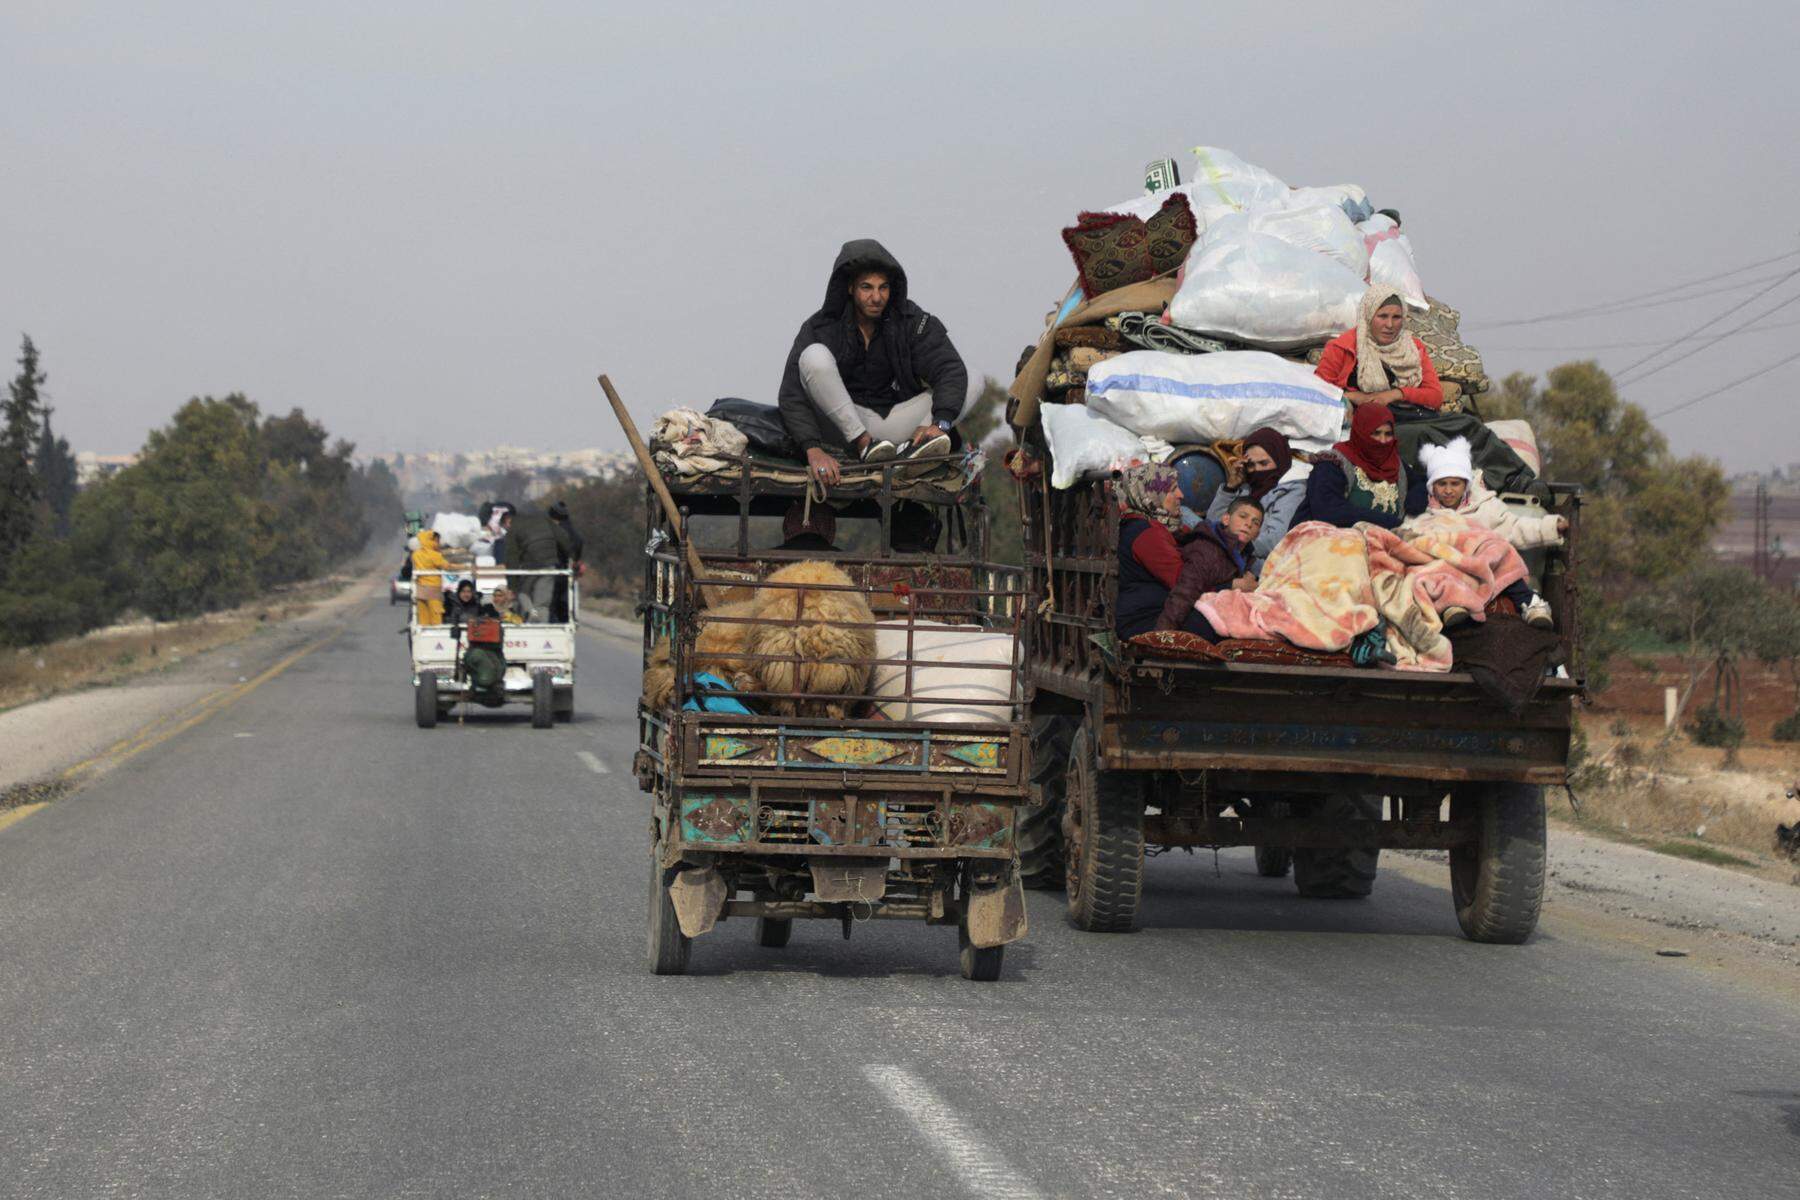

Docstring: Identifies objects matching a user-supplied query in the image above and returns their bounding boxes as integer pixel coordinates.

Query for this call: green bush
[1687,703,1746,749]
[1772,710,1800,743]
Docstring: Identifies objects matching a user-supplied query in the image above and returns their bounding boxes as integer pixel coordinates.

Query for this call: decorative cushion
[1062,194,1197,297]
[1142,191,1199,276]
[1062,210,1148,298]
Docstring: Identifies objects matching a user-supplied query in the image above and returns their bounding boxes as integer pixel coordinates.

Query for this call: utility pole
[1750,479,1771,583]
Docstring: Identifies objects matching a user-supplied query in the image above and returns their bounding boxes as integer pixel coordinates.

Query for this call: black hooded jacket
[777,239,968,453]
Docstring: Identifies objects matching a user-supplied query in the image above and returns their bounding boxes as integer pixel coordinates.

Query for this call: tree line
[0,336,401,646]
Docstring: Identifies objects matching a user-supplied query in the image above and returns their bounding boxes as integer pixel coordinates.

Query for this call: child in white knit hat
[1411,436,1556,629]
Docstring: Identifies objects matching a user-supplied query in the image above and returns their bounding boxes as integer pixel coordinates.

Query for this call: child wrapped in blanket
[1408,437,1560,629]
[1155,497,1263,637]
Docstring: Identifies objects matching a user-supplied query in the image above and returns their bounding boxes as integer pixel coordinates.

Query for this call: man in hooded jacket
[506,506,573,615]
[777,239,968,486]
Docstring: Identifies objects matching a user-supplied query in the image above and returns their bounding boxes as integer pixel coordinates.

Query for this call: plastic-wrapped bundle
[1268,184,1374,225]
[1086,350,1347,445]
[1209,206,1368,279]
[1040,402,1153,489]
[1168,227,1366,348]
[1105,146,1289,230]
[1357,214,1425,308]
[430,512,484,550]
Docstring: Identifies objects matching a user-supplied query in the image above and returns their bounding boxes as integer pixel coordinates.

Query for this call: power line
[1646,344,1800,419]
[1614,266,1800,384]
[1470,247,1800,327]
[1469,267,1799,329]
[1480,313,1800,351]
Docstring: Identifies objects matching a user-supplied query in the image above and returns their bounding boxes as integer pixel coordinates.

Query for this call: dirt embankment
[0,571,379,715]
[1562,653,1798,876]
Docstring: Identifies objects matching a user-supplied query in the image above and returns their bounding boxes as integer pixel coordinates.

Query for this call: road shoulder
[0,573,380,809]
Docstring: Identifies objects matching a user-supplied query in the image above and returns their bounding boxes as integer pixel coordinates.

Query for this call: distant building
[74,451,138,485]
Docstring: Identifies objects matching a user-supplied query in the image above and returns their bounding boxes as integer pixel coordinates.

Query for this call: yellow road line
[58,626,347,785]
[0,802,48,834]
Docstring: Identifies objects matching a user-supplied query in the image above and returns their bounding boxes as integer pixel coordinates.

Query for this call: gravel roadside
[0,572,383,800]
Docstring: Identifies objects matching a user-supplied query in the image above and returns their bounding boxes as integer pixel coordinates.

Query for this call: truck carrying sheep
[604,377,1033,981]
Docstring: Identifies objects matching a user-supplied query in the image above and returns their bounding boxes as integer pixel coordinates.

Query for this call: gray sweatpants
[798,343,934,445]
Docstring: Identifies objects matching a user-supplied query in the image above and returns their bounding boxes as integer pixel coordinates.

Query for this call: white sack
[871,624,1016,724]
[1086,350,1347,445]
[430,512,483,549]
[1266,183,1373,224]
[1040,403,1153,489]
[1169,229,1366,348]
[1368,239,1426,309]
[1187,146,1287,221]
[1212,205,1368,278]
[1106,146,1288,229]
[1357,214,1426,308]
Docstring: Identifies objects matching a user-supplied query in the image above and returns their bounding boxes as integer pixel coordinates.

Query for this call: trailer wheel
[531,672,554,729]
[1292,793,1380,898]
[1018,715,1076,890]
[1063,719,1145,932]
[1450,782,1546,944]
[554,686,575,723]
[958,924,1005,982]
[646,843,690,975]
[756,918,793,948]
[415,671,439,729]
[1253,798,1293,877]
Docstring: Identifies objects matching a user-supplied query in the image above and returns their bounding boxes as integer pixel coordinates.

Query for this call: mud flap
[809,859,888,904]
[964,875,1028,948]
[669,867,726,938]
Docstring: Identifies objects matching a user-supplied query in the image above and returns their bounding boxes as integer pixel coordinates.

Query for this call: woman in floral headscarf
[1113,463,1200,639]
[1315,284,1444,411]
[1292,402,1428,530]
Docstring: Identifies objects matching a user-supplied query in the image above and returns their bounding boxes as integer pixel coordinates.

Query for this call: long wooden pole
[598,374,705,580]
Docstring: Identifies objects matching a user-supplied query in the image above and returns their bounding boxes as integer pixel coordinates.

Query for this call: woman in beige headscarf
[1315,284,1444,410]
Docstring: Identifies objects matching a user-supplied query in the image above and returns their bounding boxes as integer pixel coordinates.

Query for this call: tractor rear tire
[1063,718,1146,932]
[1292,793,1381,898]
[1018,715,1076,890]
[415,672,439,729]
[1450,782,1546,944]
[531,672,554,729]
[756,918,793,948]
[646,843,691,975]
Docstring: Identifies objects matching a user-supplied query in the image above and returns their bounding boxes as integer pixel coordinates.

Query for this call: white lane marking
[233,732,254,738]
[576,750,610,775]
[863,1065,1043,1200]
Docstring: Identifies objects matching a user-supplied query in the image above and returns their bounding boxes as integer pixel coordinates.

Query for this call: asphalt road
[2,597,1796,1199]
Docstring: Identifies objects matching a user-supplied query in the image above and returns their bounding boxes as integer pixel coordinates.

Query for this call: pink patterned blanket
[1197,515,1528,672]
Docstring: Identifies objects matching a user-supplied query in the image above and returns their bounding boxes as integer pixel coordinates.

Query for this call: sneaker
[1523,592,1554,629]
[897,431,953,478]
[1441,605,1472,628]
[858,439,900,464]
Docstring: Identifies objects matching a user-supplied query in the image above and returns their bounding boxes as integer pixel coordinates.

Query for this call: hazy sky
[4,1,1798,471]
